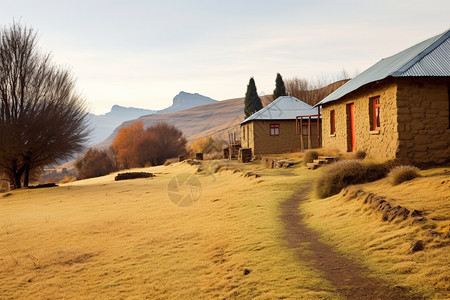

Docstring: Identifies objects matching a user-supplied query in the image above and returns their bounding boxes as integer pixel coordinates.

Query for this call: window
[270,124,280,136]
[330,110,336,134]
[371,96,381,130]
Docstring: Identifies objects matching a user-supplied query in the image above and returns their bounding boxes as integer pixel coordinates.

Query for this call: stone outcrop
[341,187,425,223]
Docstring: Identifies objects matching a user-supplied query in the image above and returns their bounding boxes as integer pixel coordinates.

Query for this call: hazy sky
[1,0,449,114]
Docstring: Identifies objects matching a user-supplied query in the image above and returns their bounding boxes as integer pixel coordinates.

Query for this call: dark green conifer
[272,73,287,100]
[244,77,263,118]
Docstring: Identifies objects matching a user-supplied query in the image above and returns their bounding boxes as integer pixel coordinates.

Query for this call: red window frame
[372,97,381,130]
[330,110,336,134]
[270,124,280,136]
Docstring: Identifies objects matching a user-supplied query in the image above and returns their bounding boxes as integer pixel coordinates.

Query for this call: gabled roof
[316,28,450,107]
[241,96,318,125]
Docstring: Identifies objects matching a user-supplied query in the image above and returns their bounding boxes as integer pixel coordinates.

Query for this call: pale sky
[1,0,449,114]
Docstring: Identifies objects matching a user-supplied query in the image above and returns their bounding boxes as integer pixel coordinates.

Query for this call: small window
[270,124,280,136]
[370,96,381,130]
[330,110,336,134]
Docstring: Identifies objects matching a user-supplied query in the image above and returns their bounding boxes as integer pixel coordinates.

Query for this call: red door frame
[349,103,355,151]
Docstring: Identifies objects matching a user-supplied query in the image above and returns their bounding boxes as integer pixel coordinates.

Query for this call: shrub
[315,160,390,199]
[388,165,420,185]
[363,161,390,182]
[75,147,118,180]
[59,176,76,184]
[316,160,365,198]
[189,137,223,154]
[303,150,319,165]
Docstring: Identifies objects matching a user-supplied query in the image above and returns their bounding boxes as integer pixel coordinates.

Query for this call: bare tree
[0,22,89,188]
[285,76,350,106]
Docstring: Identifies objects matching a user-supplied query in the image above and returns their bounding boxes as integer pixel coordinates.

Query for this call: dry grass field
[1,158,448,299]
[302,166,450,299]
[1,160,335,299]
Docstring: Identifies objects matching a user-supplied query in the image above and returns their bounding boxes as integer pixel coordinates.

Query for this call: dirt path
[281,187,423,300]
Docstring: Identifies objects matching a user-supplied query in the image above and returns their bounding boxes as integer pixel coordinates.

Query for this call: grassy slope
[2,159,448,299]
[301,166,450,299]
[0,160,337,299]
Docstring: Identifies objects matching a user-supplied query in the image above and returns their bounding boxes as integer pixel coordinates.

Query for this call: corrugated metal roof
[316,28,450,106]
[241,96,319,125]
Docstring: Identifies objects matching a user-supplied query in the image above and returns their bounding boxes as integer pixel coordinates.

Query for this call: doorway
[346,103,355,152]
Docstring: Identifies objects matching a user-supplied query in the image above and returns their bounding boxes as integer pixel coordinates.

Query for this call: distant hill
[157,91,217,114]
[87,106,157,145]
[96,97,244,148]
[88,92,217,146]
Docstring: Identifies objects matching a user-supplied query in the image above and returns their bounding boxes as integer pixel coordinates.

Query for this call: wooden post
[317,106,321,148]
[300,117,304,151]
[308,116,311,149]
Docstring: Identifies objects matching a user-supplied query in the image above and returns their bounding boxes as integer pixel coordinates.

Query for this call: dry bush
[388,165,421,185]
[316,160,389,199]
[75,148,118,180]
[317,147,341,158]
[302,150,319,165]
[112,121,144,169]
[189,137,222,154]
[112,122,187,168]
[59,176,76,184]
[140,122,187,166]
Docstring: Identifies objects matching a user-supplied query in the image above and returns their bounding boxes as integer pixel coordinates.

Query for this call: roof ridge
[392,28,450,76]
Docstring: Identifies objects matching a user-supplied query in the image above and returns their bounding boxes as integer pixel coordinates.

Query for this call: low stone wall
[341,187,424,223]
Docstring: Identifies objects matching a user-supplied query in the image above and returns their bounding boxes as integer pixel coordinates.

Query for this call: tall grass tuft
[315,160,390,198]
[388,165,420,185]
[303,150,319,165]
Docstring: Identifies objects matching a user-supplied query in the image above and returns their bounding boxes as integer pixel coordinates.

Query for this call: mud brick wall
[321,81,399,161]
[241,120,319,155]
[321,78,450,165]
[396,78,449,165]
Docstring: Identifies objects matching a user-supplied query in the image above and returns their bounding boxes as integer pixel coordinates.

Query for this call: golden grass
[301,167,450,299]
[2,158,448,299]
[0,160,337,299]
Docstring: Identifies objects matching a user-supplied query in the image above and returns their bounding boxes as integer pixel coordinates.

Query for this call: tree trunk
[23,164,30,187]
[12,172,22,189]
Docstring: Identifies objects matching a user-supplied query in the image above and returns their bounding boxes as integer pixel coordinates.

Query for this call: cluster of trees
[0,23,89,188]
[244,73,287,118]
[76,121,187,179]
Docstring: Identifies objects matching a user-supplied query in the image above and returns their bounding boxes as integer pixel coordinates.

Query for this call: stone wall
[321,81,399,161]
[396,78,449,165]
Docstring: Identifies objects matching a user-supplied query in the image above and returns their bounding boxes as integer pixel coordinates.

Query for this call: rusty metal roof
[316,28,450,107]
[241,96,318,125]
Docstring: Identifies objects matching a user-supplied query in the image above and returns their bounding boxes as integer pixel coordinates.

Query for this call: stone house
[240,96,319,155]
[316,29,450,165]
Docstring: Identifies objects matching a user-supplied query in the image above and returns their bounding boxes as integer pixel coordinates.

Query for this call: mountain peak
[156,91,216,113]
